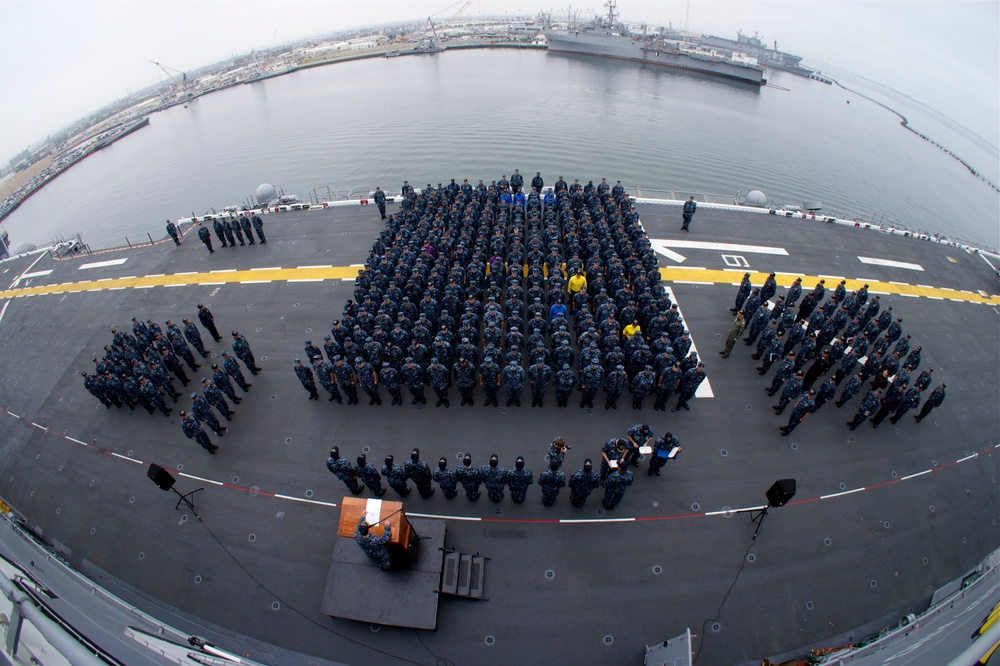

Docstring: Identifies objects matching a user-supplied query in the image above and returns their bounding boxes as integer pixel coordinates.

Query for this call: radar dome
[745,189,768,207]
[255,183,277,204]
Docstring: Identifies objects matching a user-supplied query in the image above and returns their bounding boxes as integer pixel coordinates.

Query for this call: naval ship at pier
[543,1,767,85]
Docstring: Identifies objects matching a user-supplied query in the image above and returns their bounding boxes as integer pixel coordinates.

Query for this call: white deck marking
[901,469,933,481]
[663,286,714,398]
[273,494,338,507]
[78,258,128,270]
[857,256,925,271]
[651,239,789,255]
[650,243,687,263]
[20,270,53,279]
[820,487,865,500]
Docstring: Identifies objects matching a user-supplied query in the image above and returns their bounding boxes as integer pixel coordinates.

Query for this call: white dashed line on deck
[78,258,129,270]
[858,256,924,271]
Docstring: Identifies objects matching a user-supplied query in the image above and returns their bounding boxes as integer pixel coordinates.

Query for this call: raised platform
[320,517,446,630]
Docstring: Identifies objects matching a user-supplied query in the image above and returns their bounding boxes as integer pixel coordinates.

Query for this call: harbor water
[4,49,998,251]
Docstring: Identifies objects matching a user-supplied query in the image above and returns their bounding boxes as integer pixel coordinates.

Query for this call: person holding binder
[647,433,682,477]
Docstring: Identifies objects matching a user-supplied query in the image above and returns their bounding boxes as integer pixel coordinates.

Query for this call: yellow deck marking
[658,268,999,306]
[0,266,359,299]
[0,265,996,306]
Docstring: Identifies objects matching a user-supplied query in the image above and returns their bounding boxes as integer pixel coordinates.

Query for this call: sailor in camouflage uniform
[578,360,603,408]
[835,374,865,408]
[479,356,501,407]
[433,457,458,499]
[201,378,234,420]
[601,461,634,510]
[402,356,427,405]
[631,365,655,410]
[455,356,477,406]
[379,362,403,406]
[354,517,392,571]
[506,456,533,504]
[846,388,882,431]
[481,454,507,503]
[528,359,551,407]
[780,390,815,436]
[140,378,171,416]
[326,447,363,495]
[212,363,241,403]
[294,359,319,400]
[381,455,411,497]
[191,393,226,436]
[554,363,576,407]
[647,433,680,477]
[604,364,627,410]
[231,330,262,374]
[568,459,601,508]
[455,454,483,501]
[197,223,214,253]
[180,410,217,453]
[502,360,525,407]
[428,357,450,407]
[313,357,344,403]
[403,449,435,498]
[538,460,567,507]
[183,318,210,358]
[355,454,386,496]
[333,356,360,405]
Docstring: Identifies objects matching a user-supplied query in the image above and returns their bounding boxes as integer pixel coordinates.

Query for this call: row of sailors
[294,348,707,412]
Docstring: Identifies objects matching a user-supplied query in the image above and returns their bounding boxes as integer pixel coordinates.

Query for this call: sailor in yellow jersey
[623,320,641,339]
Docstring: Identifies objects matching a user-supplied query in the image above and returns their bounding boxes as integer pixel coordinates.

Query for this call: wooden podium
[338,497,416,560]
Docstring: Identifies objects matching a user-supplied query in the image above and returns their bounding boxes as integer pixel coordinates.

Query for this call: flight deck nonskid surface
[0,202,996,665]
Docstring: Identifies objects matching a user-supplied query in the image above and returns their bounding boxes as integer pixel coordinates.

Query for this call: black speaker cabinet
[147,464,176,491]
[765,479,796,508]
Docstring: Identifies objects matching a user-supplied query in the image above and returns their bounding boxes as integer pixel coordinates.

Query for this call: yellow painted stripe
[0,266,359,299]
[659,268,1000,306]
[0,265,996,307]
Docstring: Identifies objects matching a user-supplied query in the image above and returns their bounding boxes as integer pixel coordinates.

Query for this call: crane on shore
[150,61,192,98]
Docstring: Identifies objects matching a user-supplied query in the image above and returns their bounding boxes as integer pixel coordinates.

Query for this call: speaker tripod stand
[171,487,204,518]
[748,506,768,540]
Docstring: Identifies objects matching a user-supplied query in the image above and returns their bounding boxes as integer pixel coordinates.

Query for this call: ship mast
[604,0,618,26]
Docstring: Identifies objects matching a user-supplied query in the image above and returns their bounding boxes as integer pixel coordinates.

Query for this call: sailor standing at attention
[166,219,181,246]
[681,196,697,231]
[374,186,387,220]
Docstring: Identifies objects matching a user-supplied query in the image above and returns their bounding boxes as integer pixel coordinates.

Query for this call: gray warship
[543,1,767,85]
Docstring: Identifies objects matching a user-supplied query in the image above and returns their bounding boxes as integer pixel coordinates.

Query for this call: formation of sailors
[194,211,267,253]
[81,305,263,455]
[720,272,946,435]
[296,173,708,413]
[327,424,682,511]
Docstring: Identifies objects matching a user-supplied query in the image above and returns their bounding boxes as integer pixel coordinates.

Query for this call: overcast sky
[1,1,997,163]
